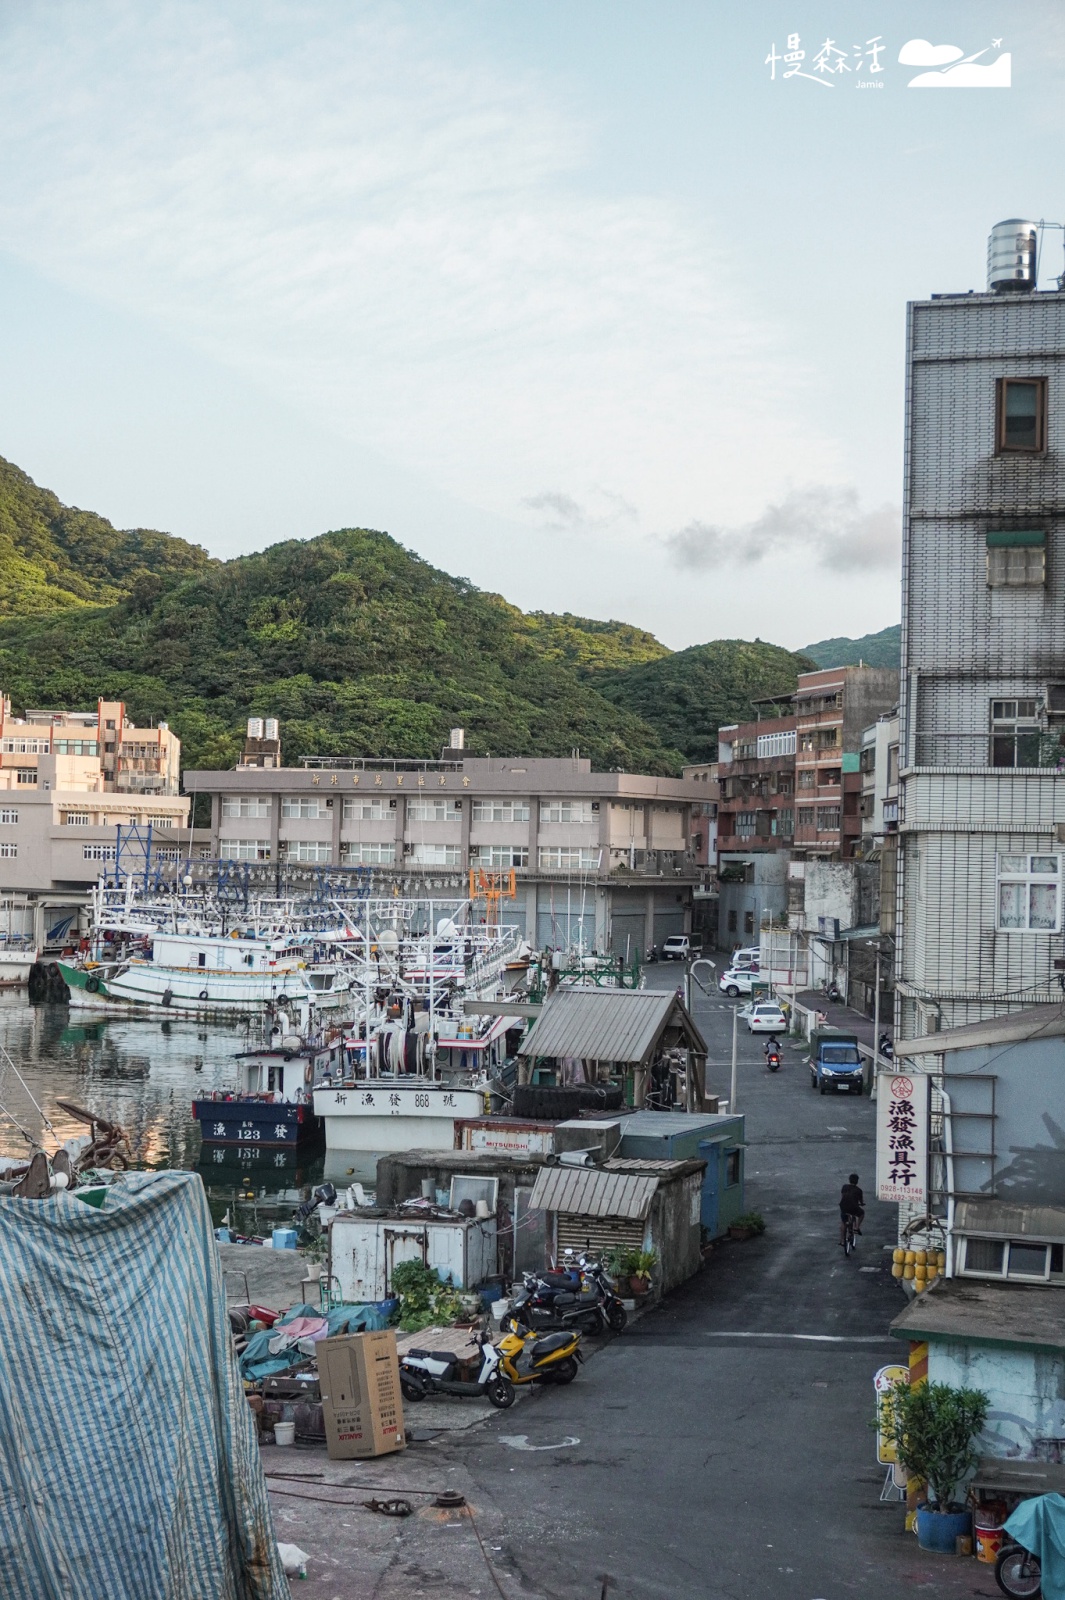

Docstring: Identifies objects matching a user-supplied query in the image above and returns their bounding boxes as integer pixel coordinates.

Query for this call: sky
[0,1,1062,651]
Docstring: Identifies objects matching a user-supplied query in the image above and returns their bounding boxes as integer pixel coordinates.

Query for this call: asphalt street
[440,971,985,1600]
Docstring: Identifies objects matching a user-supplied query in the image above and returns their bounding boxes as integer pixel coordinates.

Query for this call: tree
[889,1380,989,1511]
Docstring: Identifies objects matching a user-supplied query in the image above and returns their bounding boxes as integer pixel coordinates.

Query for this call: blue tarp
[1005,1492,1065,1600]
[238,1300,397,1381]
[0,1171,290,1600]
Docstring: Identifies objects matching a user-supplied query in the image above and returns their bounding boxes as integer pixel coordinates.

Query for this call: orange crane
[468,868,516,924]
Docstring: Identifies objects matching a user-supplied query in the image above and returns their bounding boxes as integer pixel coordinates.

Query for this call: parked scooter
[495,1321,583,1388]
[507,1258,628,1336]
[400,1331,514,1409]
[646,944,658,963]
[878,1033,894,1061]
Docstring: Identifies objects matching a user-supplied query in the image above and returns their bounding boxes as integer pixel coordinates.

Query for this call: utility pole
[871,943,881,1100]
[730,1005,739,1115]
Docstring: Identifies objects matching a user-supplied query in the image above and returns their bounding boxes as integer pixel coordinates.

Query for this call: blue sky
[0,1,1061,649]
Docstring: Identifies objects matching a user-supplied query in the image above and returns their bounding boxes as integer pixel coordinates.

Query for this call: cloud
[663,487,900,573]
[523,492,586,528]
[907,55,1010,88]
[898,39,965,66]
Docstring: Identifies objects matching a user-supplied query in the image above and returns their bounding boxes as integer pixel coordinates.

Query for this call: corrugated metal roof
[518,986,706,1064]
[617,1111,731,1137]
[529,1165,659,1219]
[602,1157,691,1175]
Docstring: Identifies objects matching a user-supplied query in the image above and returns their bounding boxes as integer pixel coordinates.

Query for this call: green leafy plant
[389,1259,468,1333]
[888,1381,989,1511]
[611,1247,658,1278]
[732,1212,766,1234]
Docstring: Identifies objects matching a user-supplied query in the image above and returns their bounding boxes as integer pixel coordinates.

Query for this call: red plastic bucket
[975,1520,1004,1564]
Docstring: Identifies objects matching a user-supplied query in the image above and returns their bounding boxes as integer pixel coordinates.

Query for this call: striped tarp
[0,1171,290,1600]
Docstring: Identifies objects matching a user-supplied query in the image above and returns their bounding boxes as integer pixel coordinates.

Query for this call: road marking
[826,1125,847,1132]
[703,1332,894,1344]
[497,1435,579,1451]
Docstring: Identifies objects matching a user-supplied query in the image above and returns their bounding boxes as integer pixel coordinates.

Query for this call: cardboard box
[316,1329,405,1460]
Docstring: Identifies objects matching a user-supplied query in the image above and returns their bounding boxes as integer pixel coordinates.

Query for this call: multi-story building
[792,666,898,862]
[185,731,708,958]
[0,694,190,946]
[896,220,1065,1039]
[710,712,796,946]
[681,763,719,947]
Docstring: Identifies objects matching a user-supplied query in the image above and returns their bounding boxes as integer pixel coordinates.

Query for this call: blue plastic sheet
[1004,1492,1065,1600]
[239,1300,397,1380]
[0,1171,290,1600]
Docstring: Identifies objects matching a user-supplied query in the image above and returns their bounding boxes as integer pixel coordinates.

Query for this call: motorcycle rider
[839,1172,865,1245]
[764,1034,781,1063]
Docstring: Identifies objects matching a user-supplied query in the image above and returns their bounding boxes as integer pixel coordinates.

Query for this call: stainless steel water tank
[987,219,1038,292]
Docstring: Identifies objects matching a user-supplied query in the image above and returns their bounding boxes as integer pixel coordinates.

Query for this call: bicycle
[842,1213,857,1256]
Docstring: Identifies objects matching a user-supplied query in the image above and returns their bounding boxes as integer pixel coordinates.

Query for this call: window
[996,377,1047,453]
[343,796,391,820]
[816,807,841,832]
[53,740,98,756]
[282,841,332,862]
[82,844,115,860]
[725,1149,741,1187]
[819,768,842,787]
[727,909,737,933]
[777,776,793,796]
[341,841,395,865]
[470,845,529,868]
[406,798,460,822]
[472,799,530,823]
[219,839,271,861]
[997,852,1061,932]
[281,796,325,818]
[1,737,49,754]
[222,796,270,818]
[797,806,815,827]
[147,815,174,829]
[777,809,794,837]
[63,813,91,827]
[963,1237,1004,1274]
[755,730,796,759]
[735,812,757,839]
[540,800,596,825]
[155,846,180,863]
[798,770,816,789]
[0,809,17,825]
[986,530,1046,587]
[408,843,462,866]
[0,842,16,858]
[15,770,36,785]
[991,699,1040,768]
[962,1236,1065,1282]
[744,911,755,936]
[538,847,601,870]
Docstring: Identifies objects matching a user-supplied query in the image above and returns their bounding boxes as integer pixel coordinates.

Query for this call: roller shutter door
[556,1214,644,1257]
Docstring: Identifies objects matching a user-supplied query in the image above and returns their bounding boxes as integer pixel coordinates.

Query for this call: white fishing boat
[0,938,37,988]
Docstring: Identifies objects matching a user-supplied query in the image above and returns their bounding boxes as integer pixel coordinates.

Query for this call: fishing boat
[193,1002,339,1148]
[0,936,37,988]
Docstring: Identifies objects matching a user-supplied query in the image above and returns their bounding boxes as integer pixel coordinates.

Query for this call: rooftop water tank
[987,219,1038,293]
[264,718,279,740]
[247,717,264,738]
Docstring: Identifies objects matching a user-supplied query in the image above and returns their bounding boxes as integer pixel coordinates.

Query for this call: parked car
[661,935,691,962]
[741,1002,787,1035]
[730,946,761,970]
[810,1029,864,1094]
[718,968,755,998]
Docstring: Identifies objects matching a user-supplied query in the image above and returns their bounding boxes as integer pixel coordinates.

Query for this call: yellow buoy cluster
[891,1247,946,1289]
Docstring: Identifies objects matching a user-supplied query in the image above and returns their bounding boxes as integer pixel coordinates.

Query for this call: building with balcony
[680,763,719,946]
[185,733,708,958]
[710,712,797,946]
[0,693,190,945]
[792,665,898,862]
[896,223,1065,1038]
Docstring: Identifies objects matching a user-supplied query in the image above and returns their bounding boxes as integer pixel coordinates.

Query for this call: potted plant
[618,1248,657,1296]
[728,1211,766,1242]
[888,1380,988,1553]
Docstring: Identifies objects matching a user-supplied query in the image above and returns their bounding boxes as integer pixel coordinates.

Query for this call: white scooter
[399,1331,515,1409]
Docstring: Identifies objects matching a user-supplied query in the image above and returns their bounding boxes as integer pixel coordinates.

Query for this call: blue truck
[809,1029,864,1095]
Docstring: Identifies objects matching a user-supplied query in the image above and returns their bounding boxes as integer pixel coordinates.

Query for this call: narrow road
[443,973,979,1599]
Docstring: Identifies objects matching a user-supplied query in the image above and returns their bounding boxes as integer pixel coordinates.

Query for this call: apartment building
[709,713,796,944]
[896,220,1065,1038]
[792,666,898,861]
[185,733,708,957]
[681,762,719,946]
[0,694,190,945]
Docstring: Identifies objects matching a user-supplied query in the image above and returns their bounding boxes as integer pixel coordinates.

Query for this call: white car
[660,935,691,961]
[718,968,754,998]
[742,1002,787,1035]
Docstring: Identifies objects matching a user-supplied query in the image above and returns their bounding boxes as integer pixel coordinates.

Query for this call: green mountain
[594,639,817,766]
[0,455,213,615]
[803,624,901,670]
[0,455,818,772]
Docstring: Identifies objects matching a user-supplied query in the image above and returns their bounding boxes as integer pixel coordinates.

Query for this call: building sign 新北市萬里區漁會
[876,1072,929,1205]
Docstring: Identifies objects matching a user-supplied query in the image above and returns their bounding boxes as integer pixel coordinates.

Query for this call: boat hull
[58,960,344,1017]
[193,1098,322,1148]
[0,951,35,987]
[313,1084,487,1154]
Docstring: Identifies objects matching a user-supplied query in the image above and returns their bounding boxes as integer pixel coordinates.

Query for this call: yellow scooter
[496,1317,583,1387]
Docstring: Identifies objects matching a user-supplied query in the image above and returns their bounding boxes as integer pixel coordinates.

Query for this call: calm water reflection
[0,994,325,1226]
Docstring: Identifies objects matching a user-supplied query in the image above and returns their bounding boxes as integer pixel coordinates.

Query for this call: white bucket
[274,1421,295,1447]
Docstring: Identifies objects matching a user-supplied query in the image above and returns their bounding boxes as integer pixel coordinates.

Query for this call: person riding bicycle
[839,1173,865,1245]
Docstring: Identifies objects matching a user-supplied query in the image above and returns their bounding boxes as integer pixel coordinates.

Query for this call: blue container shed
[618,1111,745,1239]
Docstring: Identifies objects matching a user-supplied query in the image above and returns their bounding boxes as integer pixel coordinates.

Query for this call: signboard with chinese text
[876,1072,930,1204]
[874,1364,908,1466]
